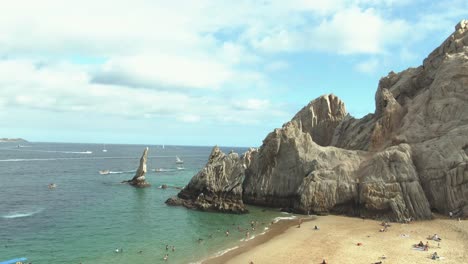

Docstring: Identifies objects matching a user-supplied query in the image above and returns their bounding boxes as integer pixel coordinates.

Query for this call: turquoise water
[0,143,283,263]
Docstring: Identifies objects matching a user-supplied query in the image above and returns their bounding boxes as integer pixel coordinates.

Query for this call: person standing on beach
[297,218,303,228]
[246,231,250,239]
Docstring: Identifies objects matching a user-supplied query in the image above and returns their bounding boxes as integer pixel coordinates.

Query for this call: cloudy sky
[1,0,467,146]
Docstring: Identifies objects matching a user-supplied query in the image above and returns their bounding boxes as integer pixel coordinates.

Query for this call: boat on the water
[99,170,110,175]
[0,257,28,264]
[176,166,185,170]
[48,183,57,189]
[102,144,107,152]
[176,156,184,164]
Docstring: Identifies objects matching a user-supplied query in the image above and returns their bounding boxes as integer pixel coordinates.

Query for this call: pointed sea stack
[169,20,468,222]
[123,147,151,187]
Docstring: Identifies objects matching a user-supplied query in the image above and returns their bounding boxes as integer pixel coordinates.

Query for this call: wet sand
[204,215,468,264]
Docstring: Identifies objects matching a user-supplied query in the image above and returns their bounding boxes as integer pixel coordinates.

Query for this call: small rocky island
[167,20,468,222]
[122,147,151,187]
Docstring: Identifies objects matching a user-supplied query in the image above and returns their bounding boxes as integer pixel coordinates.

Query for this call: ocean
[0,142,285,263]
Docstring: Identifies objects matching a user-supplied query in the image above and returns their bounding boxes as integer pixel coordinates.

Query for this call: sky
[1,0,467,147]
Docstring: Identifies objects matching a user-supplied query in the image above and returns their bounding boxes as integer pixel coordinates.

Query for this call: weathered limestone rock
[166,146,247,213]
[292,94,348,147]
[123,147,151,187]
[171,21,468,221]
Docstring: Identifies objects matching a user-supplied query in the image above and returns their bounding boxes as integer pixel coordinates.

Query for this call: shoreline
[202,215,315,264]
[202,214,468,264]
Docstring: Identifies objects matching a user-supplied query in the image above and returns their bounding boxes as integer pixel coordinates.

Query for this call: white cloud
[355,58,380,73]
[265,61,289,72]
[93,53,233,90]
[0,0,466,140]
[0,58,285,126]
[177,114,201,123]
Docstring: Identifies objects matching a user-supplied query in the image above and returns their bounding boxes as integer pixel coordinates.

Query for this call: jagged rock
[122,147,151,187]
[172,21,468,221]
[165,146,247,213]
[291,94,348,146]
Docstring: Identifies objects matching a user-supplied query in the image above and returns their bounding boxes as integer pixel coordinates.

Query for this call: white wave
[61,150,92,154]
[10,148,93,154]
[108,170,133,174]
[212,246,239,257]
[0,158,59,162]
[0,156,144,162]
[152,168,175,172]
[240,234,256,242]
[2,208,44,219]
[272,215,297,223]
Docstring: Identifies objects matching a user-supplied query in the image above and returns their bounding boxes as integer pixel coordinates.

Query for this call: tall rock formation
[166,146,248,213]
[168,21,468,221]
[123,147,151,187]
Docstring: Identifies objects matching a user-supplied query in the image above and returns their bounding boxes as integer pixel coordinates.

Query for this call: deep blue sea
[0,142,284,263]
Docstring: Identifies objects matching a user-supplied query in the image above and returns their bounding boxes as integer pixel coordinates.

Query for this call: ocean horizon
[0,142,285,263]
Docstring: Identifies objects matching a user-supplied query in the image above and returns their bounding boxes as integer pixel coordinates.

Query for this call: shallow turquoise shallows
[0,143,283,263]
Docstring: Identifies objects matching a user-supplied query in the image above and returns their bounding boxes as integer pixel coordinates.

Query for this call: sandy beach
[204,215,468,264]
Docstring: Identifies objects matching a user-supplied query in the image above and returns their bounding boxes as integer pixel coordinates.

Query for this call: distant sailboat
[162,144,165,149]
[102,144,107,152]
[176,156,184,164]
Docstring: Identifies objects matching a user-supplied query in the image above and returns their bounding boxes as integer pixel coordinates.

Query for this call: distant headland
[0,138,28,143]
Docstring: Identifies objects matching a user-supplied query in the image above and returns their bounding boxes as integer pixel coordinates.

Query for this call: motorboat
[99,170,110,175]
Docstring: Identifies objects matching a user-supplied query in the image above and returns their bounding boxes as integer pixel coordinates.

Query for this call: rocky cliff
[167,20,468,221]
[166,146,248,213]
[123,147,151,187]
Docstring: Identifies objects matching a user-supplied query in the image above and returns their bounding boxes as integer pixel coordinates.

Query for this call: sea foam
[2,208,44,219]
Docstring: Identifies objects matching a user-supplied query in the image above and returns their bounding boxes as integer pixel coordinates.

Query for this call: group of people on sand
[413,236,444,260]
[379,222,390,232]
[414,240,430,251]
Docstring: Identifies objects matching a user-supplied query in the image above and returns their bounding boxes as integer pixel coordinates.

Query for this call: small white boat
[176,156,184,164]
[48,183,57,189]
[102,144,107,152]
[99,170,110,175]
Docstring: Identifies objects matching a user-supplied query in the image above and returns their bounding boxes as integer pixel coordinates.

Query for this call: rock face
[123,147,151,187]
[166,146,248,213]
[169,21,468,221]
